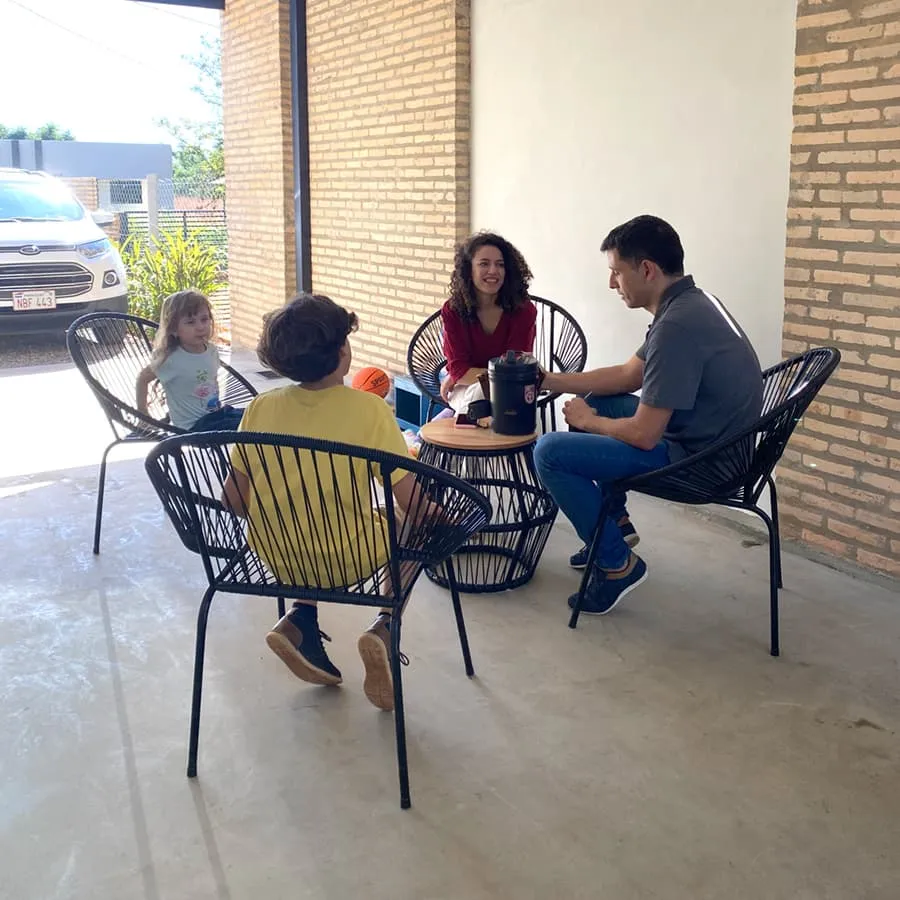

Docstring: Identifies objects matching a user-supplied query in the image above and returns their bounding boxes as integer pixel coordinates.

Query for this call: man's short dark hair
[600,215,685,276]
[257,293,358,383]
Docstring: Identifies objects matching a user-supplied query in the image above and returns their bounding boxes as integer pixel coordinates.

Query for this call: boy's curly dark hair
[448,232,533,322]
[257,293,358,383]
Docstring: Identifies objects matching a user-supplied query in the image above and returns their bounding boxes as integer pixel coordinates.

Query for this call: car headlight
[77,238,112,259]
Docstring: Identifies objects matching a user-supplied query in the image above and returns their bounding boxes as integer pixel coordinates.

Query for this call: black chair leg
[568,497,613,629]
[538,399,557,434]
[93,438,122,554]
[390,613,411,809]
[754,507,780,658]
[767,477,784,589]
[188,586,216,778]
[445,559,474,677]
[772,512,783,592]
[277,596,286,619]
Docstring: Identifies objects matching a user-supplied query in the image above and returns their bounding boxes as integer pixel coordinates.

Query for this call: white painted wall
[471,0,797,368]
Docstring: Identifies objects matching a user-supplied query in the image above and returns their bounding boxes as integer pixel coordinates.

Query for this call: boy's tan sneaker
[357,614,407,711]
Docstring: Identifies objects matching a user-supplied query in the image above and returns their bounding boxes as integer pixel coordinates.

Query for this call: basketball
[352,366,391,398]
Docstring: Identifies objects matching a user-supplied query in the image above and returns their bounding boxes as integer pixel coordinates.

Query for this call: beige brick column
[222,0,297,350]
[306,0,471,372]
[779,0,900,576]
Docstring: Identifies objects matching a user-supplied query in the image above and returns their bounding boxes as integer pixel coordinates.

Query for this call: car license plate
[12,290,56,311]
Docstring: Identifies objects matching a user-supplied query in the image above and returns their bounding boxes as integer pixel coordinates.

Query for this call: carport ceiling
[127,1,224,10]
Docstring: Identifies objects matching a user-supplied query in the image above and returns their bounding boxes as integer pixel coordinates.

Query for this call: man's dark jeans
[533,394,670,568]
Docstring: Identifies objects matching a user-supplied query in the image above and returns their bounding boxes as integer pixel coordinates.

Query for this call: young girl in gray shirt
[136,290,245,431]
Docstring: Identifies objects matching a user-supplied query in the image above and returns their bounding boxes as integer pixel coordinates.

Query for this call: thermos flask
[488,350,540,436]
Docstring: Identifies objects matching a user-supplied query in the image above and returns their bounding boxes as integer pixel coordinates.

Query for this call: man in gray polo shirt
[534,215,763,614]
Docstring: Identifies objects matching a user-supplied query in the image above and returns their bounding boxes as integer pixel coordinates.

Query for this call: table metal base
[419,440,557,593]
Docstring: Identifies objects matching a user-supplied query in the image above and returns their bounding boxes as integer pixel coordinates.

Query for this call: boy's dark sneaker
[568,517,640,569]
[568,552,648,615]
[266,604,342,685]
[357,613,408,711]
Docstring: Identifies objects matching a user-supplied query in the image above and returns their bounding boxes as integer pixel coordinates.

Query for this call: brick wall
[222,0,297,349]
[63,177,99,210]
[62,176,120,240]
[306,0,471,372]
[781,0,900,577]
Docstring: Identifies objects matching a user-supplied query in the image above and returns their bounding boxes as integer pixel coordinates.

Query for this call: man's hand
[537,355,645,398]
[440,376,457,404]
[562,397,597,432]
[539,368,558,394]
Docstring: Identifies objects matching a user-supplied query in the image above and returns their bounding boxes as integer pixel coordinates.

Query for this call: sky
[0,0,220,146]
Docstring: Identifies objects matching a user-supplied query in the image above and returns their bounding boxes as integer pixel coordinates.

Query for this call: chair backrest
[66,311,257,438]
[751,346,841,492]
[622,347,841,505]
[145,431,493,605]
[406,296,588,407]
[532,295,589,381]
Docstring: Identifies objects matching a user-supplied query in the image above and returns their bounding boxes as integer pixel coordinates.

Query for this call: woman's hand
[440,376,457,404]
[563,397,597,432]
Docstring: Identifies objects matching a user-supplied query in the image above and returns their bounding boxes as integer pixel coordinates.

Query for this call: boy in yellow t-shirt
[222,293,417,711]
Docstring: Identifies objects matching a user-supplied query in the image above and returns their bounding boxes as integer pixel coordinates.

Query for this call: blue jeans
[190,405,244,432]
[533,394,670,569]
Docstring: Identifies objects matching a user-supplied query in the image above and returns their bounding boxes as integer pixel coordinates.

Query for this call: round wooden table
[417,418,557,593]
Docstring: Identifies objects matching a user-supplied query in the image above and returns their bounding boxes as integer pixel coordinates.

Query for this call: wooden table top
[419,417,537,451]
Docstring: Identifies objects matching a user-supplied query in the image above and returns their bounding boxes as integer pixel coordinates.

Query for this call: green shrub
[119,231,225,322]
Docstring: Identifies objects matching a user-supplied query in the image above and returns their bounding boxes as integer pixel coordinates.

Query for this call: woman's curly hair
[448,232,533,322]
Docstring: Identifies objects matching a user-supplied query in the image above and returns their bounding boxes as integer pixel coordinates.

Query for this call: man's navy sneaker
[569,517,640,569]
[568,553,648,615]
[619,518,639,548]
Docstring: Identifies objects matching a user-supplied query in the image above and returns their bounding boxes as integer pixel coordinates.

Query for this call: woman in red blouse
[440,232,537,412]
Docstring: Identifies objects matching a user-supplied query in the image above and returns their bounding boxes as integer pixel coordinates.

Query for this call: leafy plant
[119,231,225,322]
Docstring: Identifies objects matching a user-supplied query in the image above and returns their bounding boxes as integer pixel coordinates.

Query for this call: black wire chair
[569,347,841,656]
[66,311,257,554]
[406,296,588,431]
[144,431,492,809]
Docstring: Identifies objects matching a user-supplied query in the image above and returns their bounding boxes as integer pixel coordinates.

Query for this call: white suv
[0,169,128,336]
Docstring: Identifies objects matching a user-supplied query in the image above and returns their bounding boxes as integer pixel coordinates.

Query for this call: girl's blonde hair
[151,290,215,367]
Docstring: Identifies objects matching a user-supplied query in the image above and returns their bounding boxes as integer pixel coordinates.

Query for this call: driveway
[0,343,279,481]
[0,333,72,370]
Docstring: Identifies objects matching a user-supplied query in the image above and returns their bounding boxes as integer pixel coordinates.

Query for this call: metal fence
[98,175,227,270]
[118,208,227,270]
[98,175,224,211]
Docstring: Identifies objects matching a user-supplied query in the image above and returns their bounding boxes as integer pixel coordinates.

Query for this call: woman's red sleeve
[441,305,472,381]
[508,301,537,355]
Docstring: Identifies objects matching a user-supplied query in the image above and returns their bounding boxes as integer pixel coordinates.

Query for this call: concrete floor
[2,358,899,899]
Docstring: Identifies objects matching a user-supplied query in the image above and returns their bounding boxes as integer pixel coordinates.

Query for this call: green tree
[0,122,74,140]
[157,34,223,183]
[187,33,222,114]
